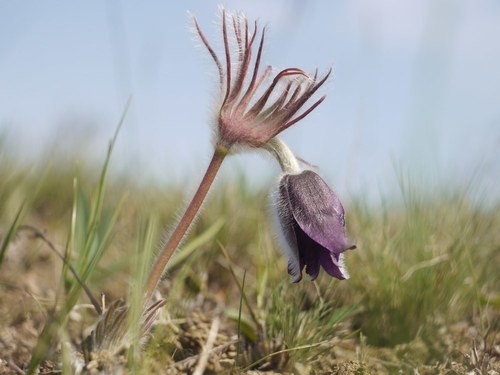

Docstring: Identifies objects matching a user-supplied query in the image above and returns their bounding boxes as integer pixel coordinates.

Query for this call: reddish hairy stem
[145,148,227,301]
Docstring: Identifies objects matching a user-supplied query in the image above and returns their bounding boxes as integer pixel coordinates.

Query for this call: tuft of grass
[26,104,129,374]
[259,281,355,367]
[347,183,500,349]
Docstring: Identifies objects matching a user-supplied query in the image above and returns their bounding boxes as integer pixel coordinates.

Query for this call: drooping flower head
[278,170,356,282]
[268,139,355,282]
[192,9,331,152]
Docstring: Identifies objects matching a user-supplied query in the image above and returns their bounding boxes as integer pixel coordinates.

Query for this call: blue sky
[1,1,499,204]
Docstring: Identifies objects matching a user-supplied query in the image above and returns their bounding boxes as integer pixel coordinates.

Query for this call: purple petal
[295,227,321,280]
[303,248,320,281]
[318,251,349,280]
[285,170,355,254]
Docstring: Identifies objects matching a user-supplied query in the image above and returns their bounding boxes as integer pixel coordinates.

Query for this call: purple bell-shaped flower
[268,139,356,282]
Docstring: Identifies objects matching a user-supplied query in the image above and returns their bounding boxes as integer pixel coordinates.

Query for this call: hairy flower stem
[144,147,227,302]
[265,138,301,174]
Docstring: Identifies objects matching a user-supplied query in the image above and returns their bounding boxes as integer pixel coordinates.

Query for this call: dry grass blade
[165,341,238,373]
[193,314,222,375]
[241,340,329,371]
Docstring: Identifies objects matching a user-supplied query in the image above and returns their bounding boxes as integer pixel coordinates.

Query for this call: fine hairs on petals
[189,12,225,102]
[188,11,227,150]
[269,176,302,282]
[192,7,331,150]
[267,139,303,281]
[335,253,350,280]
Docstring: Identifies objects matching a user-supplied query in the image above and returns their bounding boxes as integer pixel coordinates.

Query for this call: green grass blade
[167,217,225,271]
[0,201,25,265]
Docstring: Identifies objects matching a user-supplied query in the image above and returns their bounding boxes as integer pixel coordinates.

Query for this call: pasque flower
[78,9,345,364]
[193,9,331,152]
[268,139,355,282]
[145,9,331,301]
